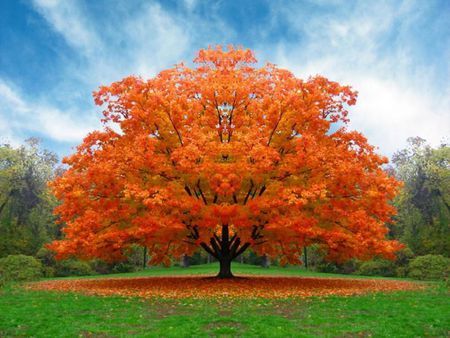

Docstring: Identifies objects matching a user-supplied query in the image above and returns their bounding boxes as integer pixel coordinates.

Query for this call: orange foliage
[28,276,422,299]
[49,46,402,267]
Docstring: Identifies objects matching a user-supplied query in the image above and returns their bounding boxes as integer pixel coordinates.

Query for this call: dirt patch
[27,276,424,300]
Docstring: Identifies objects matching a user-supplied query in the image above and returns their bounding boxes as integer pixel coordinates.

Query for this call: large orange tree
[50,47,402,278]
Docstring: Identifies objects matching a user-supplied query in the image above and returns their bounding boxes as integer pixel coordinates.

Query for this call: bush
[90,259,114,275]
[408,255,449,280]
[54,259,94,277]
[395,247,414,266]
[42,266,55,278]
[36,247,56,266]
[357,260,396,277]
[316,262,339,273]
[316,260,360,274]
[112,262,137,273]
[0,255,43,283]
[396,266,408,278]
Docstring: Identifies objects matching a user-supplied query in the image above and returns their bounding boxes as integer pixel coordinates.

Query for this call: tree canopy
[0,139,58,256]
[49,47,402,277]
[391,137,449,255]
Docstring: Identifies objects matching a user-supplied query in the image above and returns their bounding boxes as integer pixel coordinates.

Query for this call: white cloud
[9,0,234,151]
[261,0,450,156]
[348,77,450,154]
[20,0,449,158]
[23,0,195,148]
[122,3,191,77]
[183,0,198,12]
[31,0,101,56]
[29,0,212,94]
[0,79,99,143]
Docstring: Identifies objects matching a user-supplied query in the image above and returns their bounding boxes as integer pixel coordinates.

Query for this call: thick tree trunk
[217,257,233,278]
[194,224,255,278]
[143,246,147,269]
[180,254,190,267]
[303,247,308,269]
[261,254,270,268]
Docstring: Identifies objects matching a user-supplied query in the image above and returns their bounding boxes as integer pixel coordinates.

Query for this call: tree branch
[267,106,284,146]
[166,104,184,146]
[200,242,219,259]
[210,237,222,257]
[233,242,251,259]
[243,180,254,205]
[196,179,208,205]
[229,237,241,257]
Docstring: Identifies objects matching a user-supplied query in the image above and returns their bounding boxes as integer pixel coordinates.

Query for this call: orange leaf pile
[28,276,423,299]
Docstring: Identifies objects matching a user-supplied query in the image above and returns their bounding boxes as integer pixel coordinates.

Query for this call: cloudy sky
[1,0,449,159]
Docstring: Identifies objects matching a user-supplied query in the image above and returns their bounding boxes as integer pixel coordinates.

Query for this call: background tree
[391,137,449,256]
[49,47,402,278]
[0,139,59,256]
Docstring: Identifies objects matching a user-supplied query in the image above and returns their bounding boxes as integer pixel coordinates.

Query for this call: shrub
[112,262,137,273]
[395,247,414,266]
[90,259,114,274]
[357,260,396,277]
[42,266,55,278]
[0,255,43,283]
[408,255,449,280]
[396,266,408,278]
[316,260,360,274]
[55,259,94,277]
[36,247,56,266]
[316,262,339,273]
[339,260,360,274]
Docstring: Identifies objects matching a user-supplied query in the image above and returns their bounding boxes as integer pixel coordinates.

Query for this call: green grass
[49,262,409,280]
[1,264,448,337]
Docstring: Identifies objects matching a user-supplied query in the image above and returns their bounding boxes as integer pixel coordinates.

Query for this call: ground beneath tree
[27,276,424,299]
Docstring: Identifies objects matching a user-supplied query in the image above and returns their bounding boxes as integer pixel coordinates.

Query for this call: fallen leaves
[27,276,424,299]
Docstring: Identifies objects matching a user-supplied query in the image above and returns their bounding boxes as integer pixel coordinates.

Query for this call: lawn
[44,262,411,280]
[1,264,448,337]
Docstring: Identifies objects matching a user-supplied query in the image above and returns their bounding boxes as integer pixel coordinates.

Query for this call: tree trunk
[143,246,147,269]
[217,257,233,278]
[197,224,252,278]
[261,254,270,268]
[303,247,308,269]
[180,254,190,267]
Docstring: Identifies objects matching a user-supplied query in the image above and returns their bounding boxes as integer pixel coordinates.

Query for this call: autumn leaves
[29,276,422,299]
[49,46,402,273]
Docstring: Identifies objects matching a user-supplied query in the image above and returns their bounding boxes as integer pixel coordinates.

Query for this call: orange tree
[49,47,402,278]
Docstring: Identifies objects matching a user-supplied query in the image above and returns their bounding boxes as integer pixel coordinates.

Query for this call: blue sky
[1,0,449,159]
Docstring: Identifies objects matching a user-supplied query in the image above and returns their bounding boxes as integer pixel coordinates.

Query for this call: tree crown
[49,46,402,265]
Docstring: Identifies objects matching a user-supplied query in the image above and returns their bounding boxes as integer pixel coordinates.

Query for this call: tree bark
[143,246,147,269]
[180,254,190,267]
[198,224,251,278]
[217,257,233,278]
[303,246,308,269]
[261,254,270,268]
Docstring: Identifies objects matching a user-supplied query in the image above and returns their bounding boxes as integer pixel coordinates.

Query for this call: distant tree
[49,47,402,278]
[0,139,59,256]
[391,137,449,256]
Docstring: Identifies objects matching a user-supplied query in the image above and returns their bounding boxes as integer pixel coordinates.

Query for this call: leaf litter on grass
[27,275,424,299]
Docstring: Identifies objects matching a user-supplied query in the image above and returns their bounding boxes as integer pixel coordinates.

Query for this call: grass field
[1,263,448,337]
[44,262,410,280]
